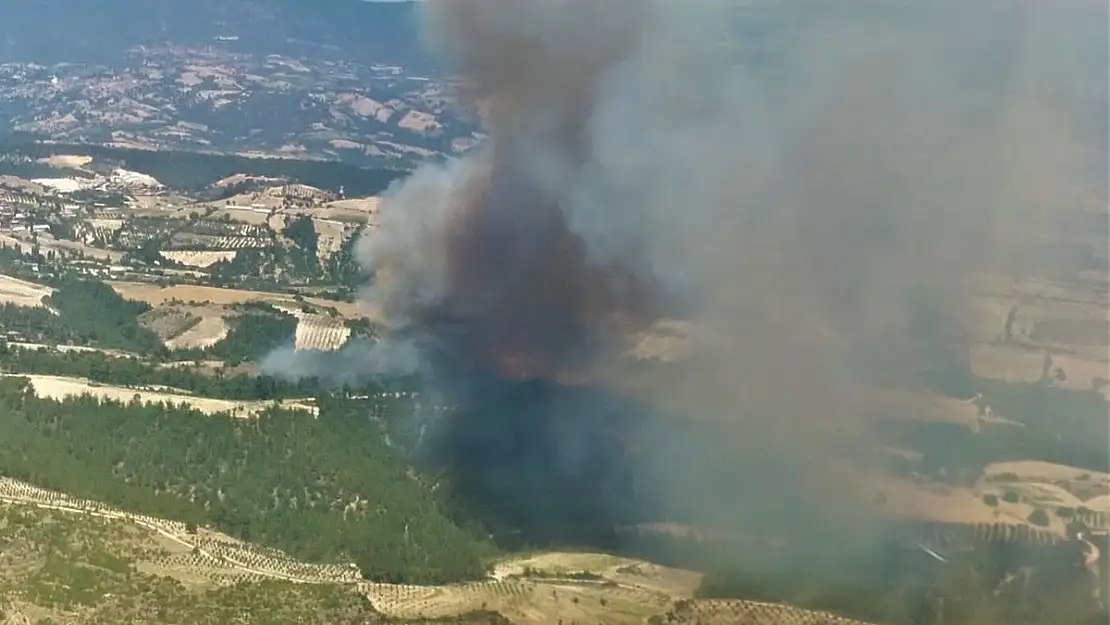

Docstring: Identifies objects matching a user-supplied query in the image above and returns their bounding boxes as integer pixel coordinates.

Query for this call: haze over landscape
[0,1,1105,624]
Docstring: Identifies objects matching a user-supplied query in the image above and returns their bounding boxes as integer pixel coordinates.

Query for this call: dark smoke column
[367,0,664,382]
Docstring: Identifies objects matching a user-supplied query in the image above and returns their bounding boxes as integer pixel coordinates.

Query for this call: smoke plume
[282,0,1105,561]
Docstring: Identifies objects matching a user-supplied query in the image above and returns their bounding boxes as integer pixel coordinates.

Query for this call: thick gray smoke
[278,0,1106,555]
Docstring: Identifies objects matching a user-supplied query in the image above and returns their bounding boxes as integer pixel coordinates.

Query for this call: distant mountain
[0,0,433,70]
[0,0,485,166]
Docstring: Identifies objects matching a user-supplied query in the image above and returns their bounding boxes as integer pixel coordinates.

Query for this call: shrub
[1001,491,1020,504]
[1057,507,1075,518]
[1028,509,1050,527]
[981,493,999,507]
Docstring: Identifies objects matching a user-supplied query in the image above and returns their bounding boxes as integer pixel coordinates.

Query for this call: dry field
[11,374,314,418]
[968,272,1107,394]
[970,342,1109,395]
[363,550,699,625]
[323,196,381,220]
[313,217,349,260]
[160,250,238,268]
[869,476,1024,527]
[981,461,1110,528]
[869,457,1110,535]
[165,314,229,350]
[0,273,53,308]
[210,206,273,225]
[140,305,231,349]
[36,154,93,168]
[110,281,367,319]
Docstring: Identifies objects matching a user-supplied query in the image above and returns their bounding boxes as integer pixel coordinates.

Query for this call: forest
[0,377,493,584]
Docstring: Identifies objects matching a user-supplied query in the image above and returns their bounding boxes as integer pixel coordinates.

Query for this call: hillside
[0,499,510,625]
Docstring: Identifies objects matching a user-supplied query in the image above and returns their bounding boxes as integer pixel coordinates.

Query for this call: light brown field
[0,232,124,263]
[11,374,314,418]
[864,388,982,425]
[164,314,229,350]
[365,552,700,625]
[160,250,238,268]
[0,273,53,308]
[37,154,93,168]
[970,342,1109,394]
[869,476,1023,526]
[109,281,368,319]
[210,206,273,225]
[982,461,1110,519]
[985,460,1110,484]
[312,218,348,259]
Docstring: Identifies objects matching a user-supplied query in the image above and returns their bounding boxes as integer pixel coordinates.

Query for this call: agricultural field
[160,250,238,268]
[314,218,350,259]
[362,551,699,625]
[658,599,877,625]
[140,304,231,349]
[0,273,53,308]
[167,232,270,250]
[294,314,351,351]
[165,314,229,350]
[10,374,315,418]
[869,451,1110,533]
[967,274,1108,395]
[37,153,94,168]
[322,196,382,221]
[110,281,366,318]
[979,461,1110,529]
[209,206,274,226]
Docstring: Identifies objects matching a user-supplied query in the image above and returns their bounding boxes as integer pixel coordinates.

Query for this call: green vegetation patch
[0,504,509,625]
[0,278,162,354]
[0,378,493,584]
